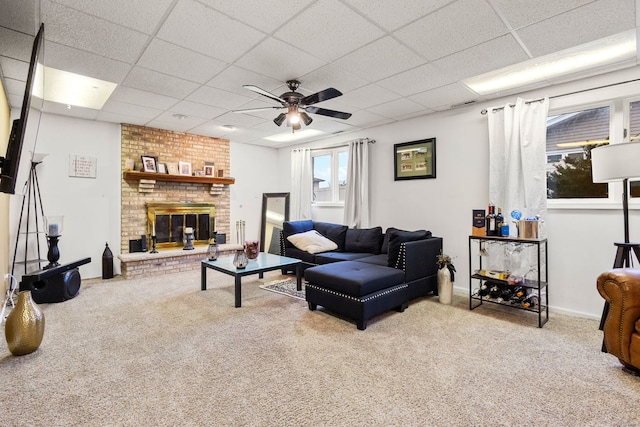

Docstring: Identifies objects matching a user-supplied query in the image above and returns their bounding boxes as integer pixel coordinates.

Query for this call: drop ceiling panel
[43,101,100,119]
[433,34,530,82]
[45,42,131,84]
[409,82,478,110]
[156,0,265,63]
[109,86,179,110]
[376,63,454,97]
[344,109,391,127]
[366,98,426,118]
[147,114,209,133]
[0,0,37,35]
[0,27,36,62]
[168,100,227,120]
[41,1,149,64]
[337,83,401,109]
[516,0,636,57]
[97,111,149,126]
[49,0,175,34]
[206,66,285,96]
[395,0,508,60]
[299,64,369,94]
[332,37,425,82]
[490,0,603,29]
[344,0,453,31]
[0,56,28,81]
[234,37,327,81]
[137,39,227,84]
[212,112,267,128]
[101,99,163,120]
[122,67,200,99]
[186,85,254,110]
[200,0,316,33]
[273,0,385,62]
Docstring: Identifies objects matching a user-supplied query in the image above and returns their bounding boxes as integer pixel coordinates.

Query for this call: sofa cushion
[380,227,398,254]
[304,261,405,297]
[313,222,348,251]
[315,252,372,264]
[387,229,432,267]
[283,220,314,248]
[345,227,383,254]
[284,247,317,264]
[287,230,338,254]
[355,254,388,266]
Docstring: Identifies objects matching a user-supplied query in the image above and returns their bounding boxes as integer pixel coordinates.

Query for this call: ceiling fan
[232,80,352,132]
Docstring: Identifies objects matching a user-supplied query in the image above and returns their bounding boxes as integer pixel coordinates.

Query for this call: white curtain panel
[487,97,549,233]
[290,147,312,221]
[343,138,370,228]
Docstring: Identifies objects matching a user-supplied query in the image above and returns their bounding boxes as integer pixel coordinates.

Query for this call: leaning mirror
[260,193,290,255]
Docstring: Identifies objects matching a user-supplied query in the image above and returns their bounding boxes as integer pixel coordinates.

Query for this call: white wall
[277,66,640,319]
[229,142,280,245]
[9,113,121,279]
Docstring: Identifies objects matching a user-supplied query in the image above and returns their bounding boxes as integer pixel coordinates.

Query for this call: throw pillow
[282,220,314,248]
[313,222,348,251]
[380,227,398,254]
[387,229,432,267]
[287,230,339,254]
[345,227,383,254]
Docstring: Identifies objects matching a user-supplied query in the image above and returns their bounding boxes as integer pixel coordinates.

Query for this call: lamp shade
[591,141,640,183]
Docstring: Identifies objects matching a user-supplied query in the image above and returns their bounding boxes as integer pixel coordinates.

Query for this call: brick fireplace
[118,124,238,278]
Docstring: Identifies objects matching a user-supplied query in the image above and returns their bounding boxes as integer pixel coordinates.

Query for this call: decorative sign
[69,155,97,178]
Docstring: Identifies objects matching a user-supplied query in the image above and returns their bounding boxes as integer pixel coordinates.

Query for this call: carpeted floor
[1,268,639,426]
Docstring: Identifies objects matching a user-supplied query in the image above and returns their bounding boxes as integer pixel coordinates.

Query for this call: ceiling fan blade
[231,106,284,114]
[305,106,352,120]
[243,85,286,104]
[301,88,343,106]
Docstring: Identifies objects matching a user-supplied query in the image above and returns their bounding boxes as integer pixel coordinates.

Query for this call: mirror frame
[259,192,290,253]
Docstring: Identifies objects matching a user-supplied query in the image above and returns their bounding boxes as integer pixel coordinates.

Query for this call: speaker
[30,268,81,304]
[140,235,147,252]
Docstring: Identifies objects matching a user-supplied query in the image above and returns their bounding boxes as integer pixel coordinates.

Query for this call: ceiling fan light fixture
[300,112,313,126]
[287,106,301,125]
[274,113,286,126]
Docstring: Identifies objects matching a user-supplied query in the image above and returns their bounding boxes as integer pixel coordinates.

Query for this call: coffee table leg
[235,275,242,308]
[296,263,302,291]
[201,264,207,291]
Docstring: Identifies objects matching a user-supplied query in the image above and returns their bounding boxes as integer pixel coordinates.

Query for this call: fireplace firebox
[146,202,215,249]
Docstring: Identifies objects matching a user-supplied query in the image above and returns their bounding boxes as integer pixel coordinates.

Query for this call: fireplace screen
[147,202,215,249]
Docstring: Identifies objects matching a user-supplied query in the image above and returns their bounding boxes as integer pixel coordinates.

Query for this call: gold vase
[5,290,45,356]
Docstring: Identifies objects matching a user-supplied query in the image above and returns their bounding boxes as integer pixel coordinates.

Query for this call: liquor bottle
[522,294,539,309]
[496,207,504,236]
[499,286,514,301]
[489,282,502,299]
[485,204,497,236]
[478,282,490,297]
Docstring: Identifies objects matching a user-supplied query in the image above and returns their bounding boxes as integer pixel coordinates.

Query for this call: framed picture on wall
[157,163,167,174]
[141,155,158,173]
[166,162,179,175]
[179,161,192,176]
[393,138,436,180]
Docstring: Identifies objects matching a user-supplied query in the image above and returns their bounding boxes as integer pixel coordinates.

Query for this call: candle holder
[44,215,63,270]
[150,235,158,253]
[183,227,195,250]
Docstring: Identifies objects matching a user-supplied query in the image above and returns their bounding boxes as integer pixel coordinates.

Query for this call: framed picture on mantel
[393,138,436,180]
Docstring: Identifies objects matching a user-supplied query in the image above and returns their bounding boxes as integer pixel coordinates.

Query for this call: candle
[48,223,58,237]
[152,220,155,236]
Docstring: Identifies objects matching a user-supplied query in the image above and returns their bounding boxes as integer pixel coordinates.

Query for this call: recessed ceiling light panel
[36,66,117,110]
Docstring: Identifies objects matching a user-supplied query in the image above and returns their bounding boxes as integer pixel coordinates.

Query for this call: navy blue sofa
[280,220,443,329]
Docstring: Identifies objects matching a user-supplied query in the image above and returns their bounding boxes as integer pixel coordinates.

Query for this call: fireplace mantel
[123,171,235,194]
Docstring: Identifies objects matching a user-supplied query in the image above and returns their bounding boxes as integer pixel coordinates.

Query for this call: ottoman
[304,261,409,330]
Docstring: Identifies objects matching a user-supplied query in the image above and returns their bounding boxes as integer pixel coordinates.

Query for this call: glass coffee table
[201,252,302,307]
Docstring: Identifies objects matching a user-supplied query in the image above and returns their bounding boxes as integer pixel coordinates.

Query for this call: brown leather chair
[597,268,640,374]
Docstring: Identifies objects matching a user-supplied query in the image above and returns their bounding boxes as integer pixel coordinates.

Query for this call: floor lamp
[591,141,640,349]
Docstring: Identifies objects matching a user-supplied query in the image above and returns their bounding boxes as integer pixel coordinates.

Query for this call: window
[312,148,348,204]
[546,106,610,199]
